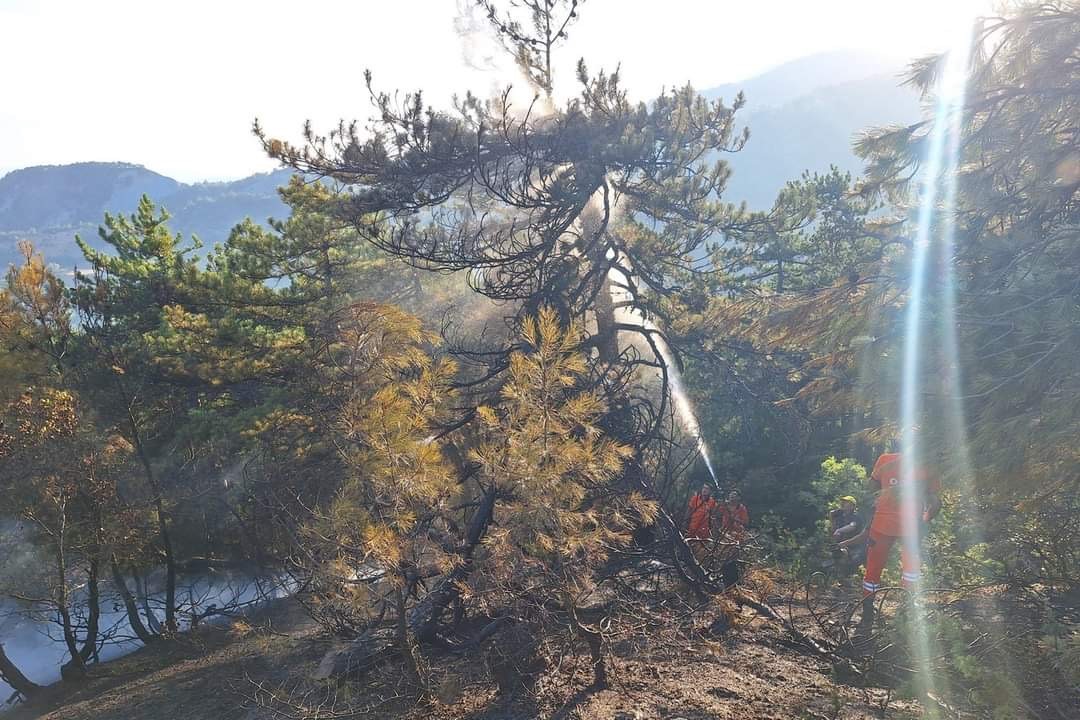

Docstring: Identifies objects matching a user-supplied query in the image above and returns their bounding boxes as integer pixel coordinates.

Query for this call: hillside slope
[8,596,921,720]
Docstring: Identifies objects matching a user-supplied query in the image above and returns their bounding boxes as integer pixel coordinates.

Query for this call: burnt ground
[8,596,924,720]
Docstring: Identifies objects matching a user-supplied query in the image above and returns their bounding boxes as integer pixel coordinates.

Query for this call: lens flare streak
[898,28,972,708]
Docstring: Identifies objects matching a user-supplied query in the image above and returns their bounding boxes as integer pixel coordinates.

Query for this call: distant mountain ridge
[702,49,908,110]
[0,162,292,272]
[719,72,922,208]
[0,51,924,273]
[0,163,181,232]
[701,50,922,208]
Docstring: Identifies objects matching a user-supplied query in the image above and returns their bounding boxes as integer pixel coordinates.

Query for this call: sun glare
[896,17,976,709]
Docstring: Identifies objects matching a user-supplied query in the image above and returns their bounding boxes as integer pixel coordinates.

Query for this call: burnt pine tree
[476,0,582,99]
[468,307,640,688]
[256,1,761,533]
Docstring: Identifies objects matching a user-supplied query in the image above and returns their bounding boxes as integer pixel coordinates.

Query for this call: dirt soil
[8,598,923,720]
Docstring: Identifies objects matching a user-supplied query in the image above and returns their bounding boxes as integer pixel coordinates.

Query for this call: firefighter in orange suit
[839,445,941,631]
[686,484,717,540]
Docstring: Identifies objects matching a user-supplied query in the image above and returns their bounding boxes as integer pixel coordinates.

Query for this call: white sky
[0,0,993,183]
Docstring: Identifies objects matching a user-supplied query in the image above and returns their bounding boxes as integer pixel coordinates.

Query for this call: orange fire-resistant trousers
[861,528,922,597]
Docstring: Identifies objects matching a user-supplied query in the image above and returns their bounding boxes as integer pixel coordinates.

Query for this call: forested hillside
[1,2,1078,719]
[0,164,291,270]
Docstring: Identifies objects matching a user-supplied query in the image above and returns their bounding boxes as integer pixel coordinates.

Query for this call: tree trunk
[78,556,101,662]
[125,399,180,634]
[394,586,423,690]
[312,628,397,679]
[52,526,85,680]
[584,184,620,365]
[411,487,497,641]
[578,622,607,689]
[128,419,178,634]
[592,272,620,364]
[134,571,163,634]
[110,557,157,644]
[0,642,40,699]
[57,601,85,680]
[153,496,177,634]
[316,488,499,680]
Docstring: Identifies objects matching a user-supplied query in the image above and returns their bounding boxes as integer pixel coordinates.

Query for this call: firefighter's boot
[854,595,875,638]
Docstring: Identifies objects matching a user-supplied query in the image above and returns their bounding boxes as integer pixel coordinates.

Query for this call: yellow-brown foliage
[471,308,637,597]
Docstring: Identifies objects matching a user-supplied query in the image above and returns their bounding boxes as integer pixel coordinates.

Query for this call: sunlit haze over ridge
[0,0,992,183]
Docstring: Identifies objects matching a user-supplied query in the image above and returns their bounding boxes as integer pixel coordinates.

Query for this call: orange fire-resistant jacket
[687,493,717,539]
[868,452,940,537]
